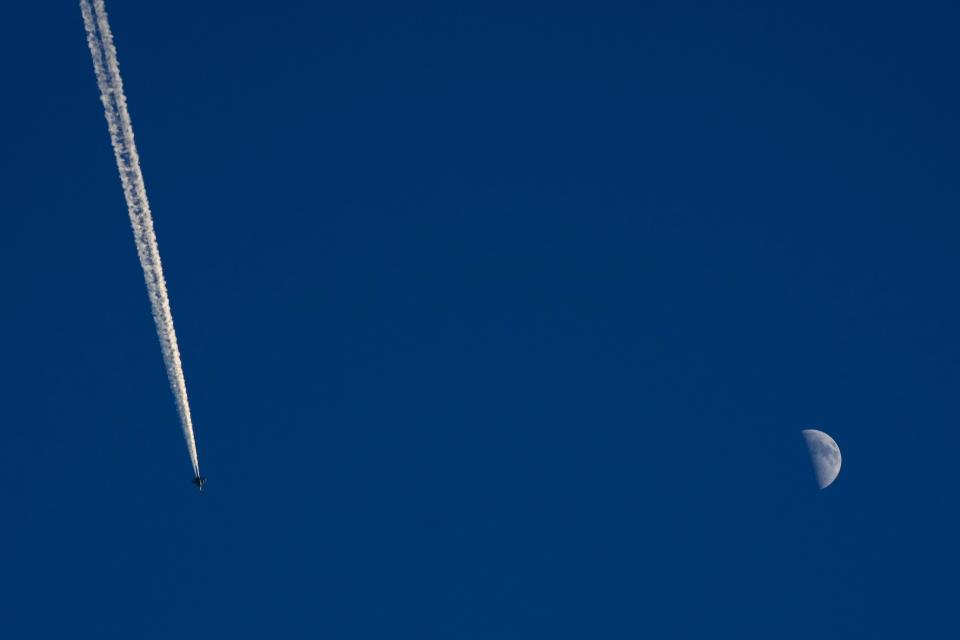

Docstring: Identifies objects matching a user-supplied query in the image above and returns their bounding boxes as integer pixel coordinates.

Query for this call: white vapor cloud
[81,0,201,477]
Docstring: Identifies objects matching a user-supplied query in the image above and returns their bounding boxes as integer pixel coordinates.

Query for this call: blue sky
[3,0,960,637]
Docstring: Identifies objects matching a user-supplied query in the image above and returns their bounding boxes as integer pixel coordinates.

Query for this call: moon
[801,429,842,489]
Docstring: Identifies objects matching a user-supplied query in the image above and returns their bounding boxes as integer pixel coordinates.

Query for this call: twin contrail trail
[80,0,201,478]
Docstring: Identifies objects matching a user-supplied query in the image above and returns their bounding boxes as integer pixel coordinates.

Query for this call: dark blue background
[3,1,959,636]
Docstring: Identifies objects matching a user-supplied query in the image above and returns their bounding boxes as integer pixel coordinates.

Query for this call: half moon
[801,429,841,489]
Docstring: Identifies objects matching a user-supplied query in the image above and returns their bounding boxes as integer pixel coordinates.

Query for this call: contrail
[81,0,201,478]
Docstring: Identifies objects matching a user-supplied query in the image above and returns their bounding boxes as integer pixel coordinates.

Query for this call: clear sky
[3,0,960,637]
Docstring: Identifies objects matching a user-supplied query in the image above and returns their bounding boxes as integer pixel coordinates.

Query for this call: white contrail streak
[81,0,200,478]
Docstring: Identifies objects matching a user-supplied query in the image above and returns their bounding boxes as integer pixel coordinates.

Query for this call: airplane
[192,476,207,492]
